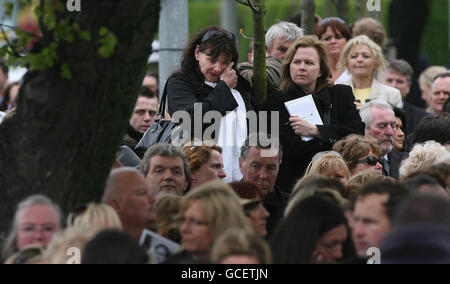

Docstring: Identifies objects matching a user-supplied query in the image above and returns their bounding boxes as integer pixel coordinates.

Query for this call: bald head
[102,167,156,240]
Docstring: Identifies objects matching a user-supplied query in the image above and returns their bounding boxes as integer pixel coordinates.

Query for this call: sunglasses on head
[356,156,382,166]
[201,30,235,43]
[320,17,346,27]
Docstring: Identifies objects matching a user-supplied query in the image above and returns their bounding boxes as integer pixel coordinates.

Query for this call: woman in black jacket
[263,36,364,194]
[166,26,252,182]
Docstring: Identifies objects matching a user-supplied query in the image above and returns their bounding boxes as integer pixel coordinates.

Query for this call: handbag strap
[157,79,169,119]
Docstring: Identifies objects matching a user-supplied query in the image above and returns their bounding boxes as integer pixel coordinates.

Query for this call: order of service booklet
[284,94,323,142]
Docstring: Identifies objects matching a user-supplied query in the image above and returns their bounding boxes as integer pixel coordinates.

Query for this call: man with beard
[360,100,408,179]
[239,134,287,238]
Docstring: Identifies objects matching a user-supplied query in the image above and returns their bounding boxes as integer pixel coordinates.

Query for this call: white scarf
[205,81,247,182]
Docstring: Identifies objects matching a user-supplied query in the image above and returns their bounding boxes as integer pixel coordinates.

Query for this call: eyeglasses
[174,217,209,227]
[201,30,235,43]
[320,17,346,27]
[67,204,88,227]
[356,156,382,166]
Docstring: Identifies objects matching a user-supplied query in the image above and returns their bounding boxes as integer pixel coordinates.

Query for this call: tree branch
[247,0,260,13]
[235,0,250,7]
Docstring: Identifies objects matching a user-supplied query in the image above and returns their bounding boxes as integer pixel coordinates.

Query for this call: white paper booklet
[284,94,323,141]
[139,229,180,264]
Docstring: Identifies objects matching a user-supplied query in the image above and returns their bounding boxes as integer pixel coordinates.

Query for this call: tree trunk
[252,0,267,105]
[323,0,333,18]
[335,0,349,23]
[301,0,315,36]
[354,0,367,21]
[388,0,431,108]
[0,0,161,234]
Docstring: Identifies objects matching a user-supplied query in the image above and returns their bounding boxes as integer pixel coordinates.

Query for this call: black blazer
[262,84,365,194]
[387,151,409,180]
[403,102,429,135]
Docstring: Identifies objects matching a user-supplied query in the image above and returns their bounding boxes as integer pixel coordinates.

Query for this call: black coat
[387,151,409,180]
[263,84,365,194]
[166,68,253,140]
[403,102,429,135]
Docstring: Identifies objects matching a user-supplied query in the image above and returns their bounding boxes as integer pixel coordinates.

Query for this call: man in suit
[239,133,288,239]
[384,59,429,135]
[360,100,408,180]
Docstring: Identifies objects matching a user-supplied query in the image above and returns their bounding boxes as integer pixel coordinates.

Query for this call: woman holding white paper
[263,36,365,194]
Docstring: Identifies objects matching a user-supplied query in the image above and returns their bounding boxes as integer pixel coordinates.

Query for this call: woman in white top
[338,35,402,109]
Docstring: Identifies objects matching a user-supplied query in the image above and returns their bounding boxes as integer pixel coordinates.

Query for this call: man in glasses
[360,100,408,179]
[121,87,159,154]
[238,21,304,95]
[102,167,157,241]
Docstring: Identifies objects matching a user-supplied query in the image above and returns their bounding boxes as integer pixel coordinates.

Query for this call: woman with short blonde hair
[338,35,402,108]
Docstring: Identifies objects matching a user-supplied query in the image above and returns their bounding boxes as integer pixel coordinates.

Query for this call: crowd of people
[1,15,450,264]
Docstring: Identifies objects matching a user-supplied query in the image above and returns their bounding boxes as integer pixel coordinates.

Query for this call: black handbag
[135,81,187,158]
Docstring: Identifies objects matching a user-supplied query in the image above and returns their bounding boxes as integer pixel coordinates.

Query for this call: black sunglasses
[201,30,235,43]
[356,156,382,166]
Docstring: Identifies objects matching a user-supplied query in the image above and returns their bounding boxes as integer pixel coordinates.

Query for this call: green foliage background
[188,0,448,66]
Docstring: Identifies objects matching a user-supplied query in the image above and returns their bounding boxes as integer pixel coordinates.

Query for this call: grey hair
[240,133,282,162]
[359,100,394,129]
[265,21,304,53]
[386,59,414,85]
[139,143,190,183]
[1,195,62,261]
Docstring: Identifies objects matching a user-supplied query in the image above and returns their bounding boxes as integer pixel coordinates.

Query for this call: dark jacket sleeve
[166,72,238,117]
[316,85,365,143]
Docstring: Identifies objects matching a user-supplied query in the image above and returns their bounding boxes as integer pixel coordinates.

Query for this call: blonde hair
[287,174,349,217]
[418,66,448,89]
[42,226,102,264]
[180,180,250,245]
[67,203,122,230]
[210,228,271,264]
[346,170,397,202]
[305,154,350,181]
[399,141,450,180]
[338,35,387,80]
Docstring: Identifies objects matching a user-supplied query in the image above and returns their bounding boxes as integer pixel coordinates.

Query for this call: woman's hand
[289,116,320,137]
[220,62,238,89]
[354,101,362,110]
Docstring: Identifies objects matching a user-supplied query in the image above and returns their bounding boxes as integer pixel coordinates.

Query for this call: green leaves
[3,2,14,18]
[97,27,117,58]
[2,1,117,80]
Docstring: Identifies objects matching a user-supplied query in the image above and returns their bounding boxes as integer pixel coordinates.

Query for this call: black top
[263,185,289,239]
[166,68,253,139]
[262,84,365,194]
